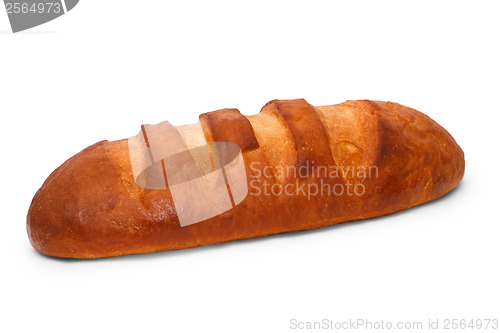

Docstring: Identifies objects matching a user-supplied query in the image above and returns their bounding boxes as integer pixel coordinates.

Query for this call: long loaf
[27,99,465,258]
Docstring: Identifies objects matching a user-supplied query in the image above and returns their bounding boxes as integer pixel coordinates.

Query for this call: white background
[1,1,499,332]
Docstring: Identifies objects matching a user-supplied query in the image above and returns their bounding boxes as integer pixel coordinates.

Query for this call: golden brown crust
[27,99,465,258]
[199,108,259,152]
[261,99,335,175]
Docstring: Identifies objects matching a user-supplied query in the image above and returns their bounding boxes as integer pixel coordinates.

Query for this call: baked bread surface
[27,99,465,258]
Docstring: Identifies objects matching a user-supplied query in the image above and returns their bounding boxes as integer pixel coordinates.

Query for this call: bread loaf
[27,99,465,259]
